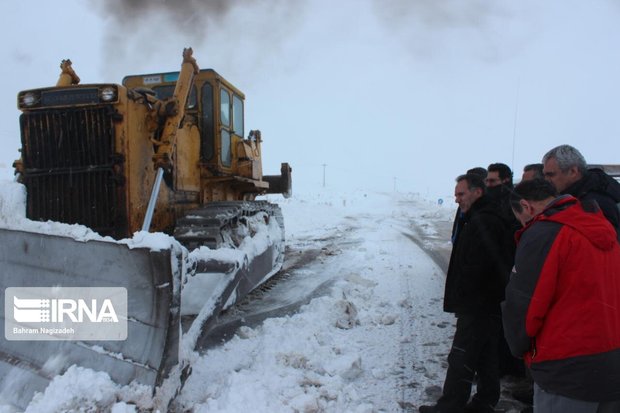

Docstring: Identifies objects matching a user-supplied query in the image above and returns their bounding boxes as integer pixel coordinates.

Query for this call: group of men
[420,144,620,413]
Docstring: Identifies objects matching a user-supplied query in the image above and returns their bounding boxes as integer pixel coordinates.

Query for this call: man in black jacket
[542,144,620,240]
[485,163,524,379]
[420,174,511,413]
[451,167,487,244]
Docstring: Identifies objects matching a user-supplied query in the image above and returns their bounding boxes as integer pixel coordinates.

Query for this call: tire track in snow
[392,223,454,411]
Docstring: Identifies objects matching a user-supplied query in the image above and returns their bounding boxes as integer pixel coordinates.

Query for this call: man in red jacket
[503,179,620,412]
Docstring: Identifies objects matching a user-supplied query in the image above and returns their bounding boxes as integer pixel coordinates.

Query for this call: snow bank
[18,366,150,413]
[0,180,112,242]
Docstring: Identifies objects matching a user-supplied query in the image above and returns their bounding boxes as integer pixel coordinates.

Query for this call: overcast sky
[1,0,619,197]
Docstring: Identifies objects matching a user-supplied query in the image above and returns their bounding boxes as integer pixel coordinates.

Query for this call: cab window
[220,89,230,127]
[233,94,243,137]
[221,130,232,167]
[152,85,197,108]
[201,83,214,160]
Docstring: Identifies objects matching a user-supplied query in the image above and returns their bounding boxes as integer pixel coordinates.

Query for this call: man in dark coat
[542,144,620,240]
[485,163,520,234]
[503,179,620,411]
[420,173,511,413]
[484,163,524,379]
[451,167,487,244]
[485,162,521,261]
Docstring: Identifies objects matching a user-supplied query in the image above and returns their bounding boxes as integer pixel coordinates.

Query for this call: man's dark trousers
[436,313,501,412]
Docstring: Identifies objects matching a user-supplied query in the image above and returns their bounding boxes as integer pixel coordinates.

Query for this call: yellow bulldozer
[0,48,291,409]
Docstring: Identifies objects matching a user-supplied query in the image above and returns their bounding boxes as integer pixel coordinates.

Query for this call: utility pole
[322,164,327,188]
[511,78,520,171]
[393,177,397,192]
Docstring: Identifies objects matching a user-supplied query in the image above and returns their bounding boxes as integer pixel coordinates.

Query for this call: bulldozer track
[191,233,349,351]
[174,200,285,250]
[173,200,289,349]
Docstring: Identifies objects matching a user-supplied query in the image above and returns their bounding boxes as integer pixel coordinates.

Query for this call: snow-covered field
[0,178,527,412]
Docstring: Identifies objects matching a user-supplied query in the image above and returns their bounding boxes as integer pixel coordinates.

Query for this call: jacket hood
[519,195,617,251]
[564,168,620,202]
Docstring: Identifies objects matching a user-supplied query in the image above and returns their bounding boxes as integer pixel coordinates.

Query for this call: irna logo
[5,287,127,341]
[13,296,119,323]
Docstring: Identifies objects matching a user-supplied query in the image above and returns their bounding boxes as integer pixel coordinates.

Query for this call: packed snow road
[0,188,528,412]
[172,191,458,412]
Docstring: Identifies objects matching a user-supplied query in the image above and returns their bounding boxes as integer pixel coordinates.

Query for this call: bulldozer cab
[122,69,258,178]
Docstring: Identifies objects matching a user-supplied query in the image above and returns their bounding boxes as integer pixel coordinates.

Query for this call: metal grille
[20,107,124,237]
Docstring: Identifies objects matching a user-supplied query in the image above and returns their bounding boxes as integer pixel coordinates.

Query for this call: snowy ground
[173,190,456,413]
[0,179,529,412]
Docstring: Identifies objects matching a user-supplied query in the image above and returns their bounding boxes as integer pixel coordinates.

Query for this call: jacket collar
[515,195,616,251]
[515,195,577,242]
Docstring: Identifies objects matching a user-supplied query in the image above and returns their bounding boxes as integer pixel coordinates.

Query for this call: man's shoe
[512,387,534,405]
[464,401,495,413]
[419,405,439,413]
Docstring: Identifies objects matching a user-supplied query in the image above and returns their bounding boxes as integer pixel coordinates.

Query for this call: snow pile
[0,180,112,242]
[121,230,180,251]
[4,366,151,413]
[0,180,188,251]
[0,179,25,220]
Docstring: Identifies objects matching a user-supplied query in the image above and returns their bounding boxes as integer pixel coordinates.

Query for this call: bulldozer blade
[0,228,181,409]
[154,238,284,409]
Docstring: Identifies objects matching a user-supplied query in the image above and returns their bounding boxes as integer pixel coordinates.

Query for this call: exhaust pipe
[264,163,292,198]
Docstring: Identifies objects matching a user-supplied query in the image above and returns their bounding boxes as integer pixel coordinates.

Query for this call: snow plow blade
[0,229,181,409]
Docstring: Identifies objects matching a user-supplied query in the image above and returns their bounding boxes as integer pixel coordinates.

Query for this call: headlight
[21,92,38,107]
[100,86,117,102]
